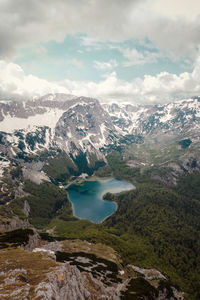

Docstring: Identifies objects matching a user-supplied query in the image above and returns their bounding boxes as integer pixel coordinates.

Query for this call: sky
[0,0,200,104]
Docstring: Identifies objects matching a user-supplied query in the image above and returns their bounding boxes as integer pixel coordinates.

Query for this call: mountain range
[0,93,200,299]
[0,93,200,186]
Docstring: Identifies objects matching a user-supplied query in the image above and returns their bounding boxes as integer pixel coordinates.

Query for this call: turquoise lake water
[66,178,135,224]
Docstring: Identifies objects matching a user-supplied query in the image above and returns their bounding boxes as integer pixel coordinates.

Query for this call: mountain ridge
[0,93,200,186]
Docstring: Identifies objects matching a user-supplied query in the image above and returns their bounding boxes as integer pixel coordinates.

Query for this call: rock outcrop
[35,263,123,300]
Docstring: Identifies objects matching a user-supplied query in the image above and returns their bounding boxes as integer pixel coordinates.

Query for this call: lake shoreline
[66,178,135,224]
[64,175,113,189]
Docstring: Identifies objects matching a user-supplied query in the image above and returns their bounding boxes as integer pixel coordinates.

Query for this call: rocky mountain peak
[0,93,200,183]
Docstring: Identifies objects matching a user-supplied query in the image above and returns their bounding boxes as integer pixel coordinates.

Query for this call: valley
[0,94,200,299]
[1,0,200,298]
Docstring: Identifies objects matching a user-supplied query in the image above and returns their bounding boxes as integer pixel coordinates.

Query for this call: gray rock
[23,200,30,217]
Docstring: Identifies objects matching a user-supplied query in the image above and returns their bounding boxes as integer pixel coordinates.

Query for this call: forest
[4,153,200,299]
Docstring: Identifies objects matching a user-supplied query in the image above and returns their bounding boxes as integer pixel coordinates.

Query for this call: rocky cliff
[0,231,184,300]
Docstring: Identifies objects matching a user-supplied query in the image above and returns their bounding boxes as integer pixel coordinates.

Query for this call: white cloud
[117,47,159,66]
[153,0,200,21]
[80,36,101,47]
[0,60,68,98]
[94,60,118,70]
[54,57,200,103]
[1,0,200,60]
[0,58,200,104]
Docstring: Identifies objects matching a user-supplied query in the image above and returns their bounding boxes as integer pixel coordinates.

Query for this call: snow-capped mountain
[0,93,200,182]
[0,94,126,182]
[0,93,143,162]
[0,94,119,152]
[103,97,200,137]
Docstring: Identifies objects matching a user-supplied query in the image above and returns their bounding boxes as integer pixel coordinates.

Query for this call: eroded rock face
[0,258,184,300]
[35,263,122,300]
[0,235,185,300]
[129,265,184,300]
[0,216,27,230]
[22,230,40,251]
[32,243,184,300]
[23,200,30,217]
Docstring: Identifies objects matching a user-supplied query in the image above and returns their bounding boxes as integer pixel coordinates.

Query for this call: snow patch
[160,110,173,123]
[99,123,107,147]
[0,160,10,179]
[0,108,64,134]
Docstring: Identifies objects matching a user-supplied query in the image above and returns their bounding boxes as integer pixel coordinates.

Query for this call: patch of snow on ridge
[160,109,173,123]
[0,160,10,179]
[99,123,107,147]
[0,108,64,133]
[128,108,147,132]
[6,134,19,145]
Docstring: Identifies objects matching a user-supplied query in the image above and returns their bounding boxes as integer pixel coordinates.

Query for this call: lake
[66,178,135,223]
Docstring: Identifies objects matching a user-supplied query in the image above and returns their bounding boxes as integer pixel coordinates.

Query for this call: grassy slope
[0,248,57,299]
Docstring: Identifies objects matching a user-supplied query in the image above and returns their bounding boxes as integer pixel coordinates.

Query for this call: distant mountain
[0,93,200,187]
[104,96,200,137]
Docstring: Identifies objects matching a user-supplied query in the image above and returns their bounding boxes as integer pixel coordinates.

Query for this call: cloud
[60,69,200,104]
[0,60,68,98]
[117,47,160,66]
[1,58,200,104]
[94,60,118,70]
[51,57,200,103]
[0,0,140,57]
[1,0,200,59]
[153,0,200,21]
[80,36,101,47]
